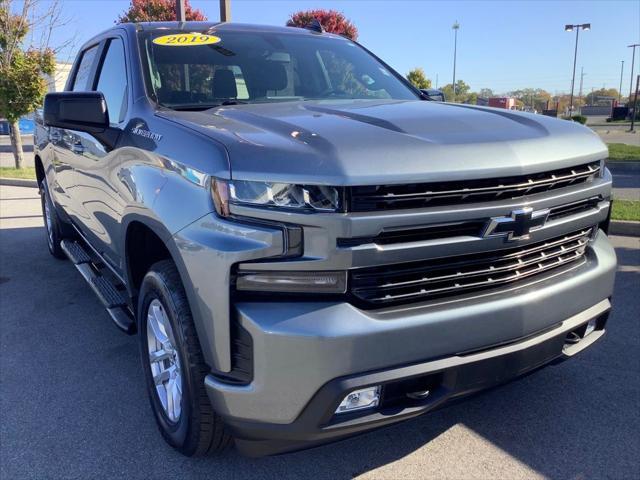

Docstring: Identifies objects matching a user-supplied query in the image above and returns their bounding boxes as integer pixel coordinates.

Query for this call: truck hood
[157,99,607,185]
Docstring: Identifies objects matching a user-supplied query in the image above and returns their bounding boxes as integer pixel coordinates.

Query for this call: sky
[17,0,640,95]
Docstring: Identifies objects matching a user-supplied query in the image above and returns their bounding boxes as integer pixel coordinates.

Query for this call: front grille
[337,221,485,247]
[337,197,602,248]
[349,161,600,211]
[350,228,592,307]
[548,196,601,221]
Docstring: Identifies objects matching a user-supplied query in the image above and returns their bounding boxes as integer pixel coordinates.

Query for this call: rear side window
[71,45,99,91]
[95,38,128,124]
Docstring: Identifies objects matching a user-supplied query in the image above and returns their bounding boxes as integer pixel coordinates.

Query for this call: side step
[61,239,136,335]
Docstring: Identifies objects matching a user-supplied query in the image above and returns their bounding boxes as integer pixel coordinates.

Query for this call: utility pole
[176,0,185,21]
[579,67,585,101]
[630,75,639,132]
[619,61,624,102]
[629,44,639,103]
[452,21,460,101]
[565,23,590,115]
[435,73,438,89]
[220,0,231,22]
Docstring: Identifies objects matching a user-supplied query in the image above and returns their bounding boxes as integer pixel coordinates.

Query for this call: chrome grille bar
[350,229,592,306]
[349,162,600,211]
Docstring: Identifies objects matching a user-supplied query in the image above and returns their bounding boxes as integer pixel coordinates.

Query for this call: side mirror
[420,89,445,102]
[44,91,108,131]
[44,92,119,149]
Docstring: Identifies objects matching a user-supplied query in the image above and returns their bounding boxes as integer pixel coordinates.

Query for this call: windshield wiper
[162,100,249,112]
[218,99,248,106]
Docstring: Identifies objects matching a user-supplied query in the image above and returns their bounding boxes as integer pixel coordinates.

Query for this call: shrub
[562,115,587,124]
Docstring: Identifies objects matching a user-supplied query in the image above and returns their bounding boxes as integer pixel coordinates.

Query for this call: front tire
[39,179,66,259]
[138,260,231,456]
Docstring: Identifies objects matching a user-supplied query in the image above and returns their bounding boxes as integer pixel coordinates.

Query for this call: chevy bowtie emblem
[483,207,549,241]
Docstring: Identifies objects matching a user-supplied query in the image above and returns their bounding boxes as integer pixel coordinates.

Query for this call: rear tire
[39,179,67,259]
[138,260,231,456]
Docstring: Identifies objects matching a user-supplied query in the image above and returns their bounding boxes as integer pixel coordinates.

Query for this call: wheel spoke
[149,349,172,363]
[146,298,183,422]
[148,306,169,345]
[170,379,181,420]
[153,369,170,386]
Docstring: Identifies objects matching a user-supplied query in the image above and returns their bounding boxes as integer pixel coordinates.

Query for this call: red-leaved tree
[286,9,358,41]
[117,0,207,23]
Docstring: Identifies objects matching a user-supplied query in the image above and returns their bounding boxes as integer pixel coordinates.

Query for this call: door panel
[73,36,129,268]
[51,43,101,224]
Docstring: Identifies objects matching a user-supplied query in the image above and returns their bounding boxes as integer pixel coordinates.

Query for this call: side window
[317,49,391,99]
[95,38,128,124]
[71,45,99,91]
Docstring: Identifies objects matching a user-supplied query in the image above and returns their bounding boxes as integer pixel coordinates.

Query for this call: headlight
[212,179,342,216]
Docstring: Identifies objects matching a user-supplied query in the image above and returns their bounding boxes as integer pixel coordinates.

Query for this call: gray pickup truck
[35,21,616,457]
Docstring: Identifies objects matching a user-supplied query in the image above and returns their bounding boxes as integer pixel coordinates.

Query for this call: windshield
[140,28,418,109]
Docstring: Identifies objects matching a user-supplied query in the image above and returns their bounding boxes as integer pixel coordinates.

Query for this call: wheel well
[126,222,172,295]
[34,155,45,187]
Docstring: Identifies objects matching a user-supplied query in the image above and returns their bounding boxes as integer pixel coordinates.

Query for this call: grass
[0,166,36,180]
[608,143,640,161]
[612,200,640,222]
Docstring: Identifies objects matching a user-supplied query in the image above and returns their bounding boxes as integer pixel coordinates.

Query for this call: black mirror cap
[420,89,446,102]
[44,92,109,133]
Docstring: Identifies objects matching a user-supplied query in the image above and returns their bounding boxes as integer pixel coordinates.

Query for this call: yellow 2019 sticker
[152,33,221,46]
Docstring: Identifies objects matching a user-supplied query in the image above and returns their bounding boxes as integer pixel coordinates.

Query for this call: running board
[61,239,136,335]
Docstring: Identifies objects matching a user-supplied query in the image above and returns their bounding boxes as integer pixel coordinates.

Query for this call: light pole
[220,0,231,21]
[565,23,590,115]
[629,44,639,103]
[452,21,460,101]
[619,61,624,102]
[176,0,185,21]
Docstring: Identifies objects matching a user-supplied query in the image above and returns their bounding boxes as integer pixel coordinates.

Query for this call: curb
[607,161,640,171]
[610,220,640,237]
[0,177,38,188]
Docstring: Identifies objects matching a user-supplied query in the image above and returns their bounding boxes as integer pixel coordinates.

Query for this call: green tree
[0,0,56,168]
[117,0,206,23]
[466,92,478,105]
[478,88,494,99]
[441,80,470,103]
[585,88,620,105]
[286,9,358,40]
[509,88,552,112]
[406,67,432,89]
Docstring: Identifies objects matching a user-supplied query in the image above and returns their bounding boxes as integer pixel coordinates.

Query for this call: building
[45,62,73,92]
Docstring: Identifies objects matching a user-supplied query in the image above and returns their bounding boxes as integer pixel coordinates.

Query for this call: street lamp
[452,21,460,101]
[629,44,639,103]
[565,23,590,115]
[619,60,624,102]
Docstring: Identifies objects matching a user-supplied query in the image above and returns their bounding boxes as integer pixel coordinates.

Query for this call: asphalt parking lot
[1,184,639,480]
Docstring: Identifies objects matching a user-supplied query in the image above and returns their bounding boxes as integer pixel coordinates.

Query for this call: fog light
[585,318,597,337]
[335,386,381,414]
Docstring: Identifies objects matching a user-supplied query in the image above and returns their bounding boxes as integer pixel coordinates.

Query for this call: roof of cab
[79,22,342,53]
[135,21,336,36]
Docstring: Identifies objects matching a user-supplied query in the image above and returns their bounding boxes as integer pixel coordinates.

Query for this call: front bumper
[204,231,616,455]
[219,299,610,457]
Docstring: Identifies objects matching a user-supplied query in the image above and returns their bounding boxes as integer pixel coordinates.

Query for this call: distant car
[420,88,446,102]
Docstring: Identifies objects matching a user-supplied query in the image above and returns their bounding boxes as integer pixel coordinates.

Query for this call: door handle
[72,142,85,155]
[49,130,61,142]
